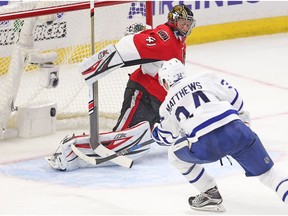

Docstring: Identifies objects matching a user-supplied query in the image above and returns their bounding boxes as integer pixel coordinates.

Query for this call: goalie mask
[158,58,186,88]
[167,4,196,36]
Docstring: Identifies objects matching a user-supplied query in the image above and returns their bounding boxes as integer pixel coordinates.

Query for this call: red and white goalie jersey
[115,23,187,102]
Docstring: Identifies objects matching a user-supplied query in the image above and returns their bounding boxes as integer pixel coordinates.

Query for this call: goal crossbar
[0,1,134,22]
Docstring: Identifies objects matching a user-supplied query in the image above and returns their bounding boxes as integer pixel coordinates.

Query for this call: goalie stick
[85,0,132,169]
[71,134,154,166]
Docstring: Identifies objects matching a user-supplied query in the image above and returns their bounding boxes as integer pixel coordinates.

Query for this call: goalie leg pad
[46,121,153,171]
[98,121,152,161]
[45,134,97,171]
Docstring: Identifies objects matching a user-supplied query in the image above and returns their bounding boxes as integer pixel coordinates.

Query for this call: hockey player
[112,4,196,131]
[152,58,288,211]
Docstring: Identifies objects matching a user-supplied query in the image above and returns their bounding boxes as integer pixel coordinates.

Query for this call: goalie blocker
[46,121,153,171]
[79,34,161,85]
[80,44,124,86]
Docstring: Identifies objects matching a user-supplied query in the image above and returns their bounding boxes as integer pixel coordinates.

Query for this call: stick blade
[71,144,133,168]
[94,145,133,168]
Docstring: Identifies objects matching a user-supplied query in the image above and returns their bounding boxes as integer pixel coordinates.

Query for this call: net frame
[0,1,153,135]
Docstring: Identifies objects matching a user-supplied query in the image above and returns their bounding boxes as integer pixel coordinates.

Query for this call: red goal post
[0,1,153,25]
[0,1,153,138]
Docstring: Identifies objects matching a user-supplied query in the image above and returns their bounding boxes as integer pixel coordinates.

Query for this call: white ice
[0,33,288,215]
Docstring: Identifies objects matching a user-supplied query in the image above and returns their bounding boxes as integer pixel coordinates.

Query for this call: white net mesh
[0,1,148,131]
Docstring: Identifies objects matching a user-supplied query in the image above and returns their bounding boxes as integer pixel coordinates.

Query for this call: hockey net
[0,1,152,137]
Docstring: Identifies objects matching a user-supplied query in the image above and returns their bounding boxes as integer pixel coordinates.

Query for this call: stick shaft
[89,0,99,150]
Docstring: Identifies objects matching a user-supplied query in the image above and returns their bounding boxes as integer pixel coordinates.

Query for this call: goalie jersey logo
[157,30,170,42]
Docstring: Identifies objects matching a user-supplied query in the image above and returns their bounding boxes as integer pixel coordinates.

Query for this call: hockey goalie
[46,23,158,171]
[46,121,153,171]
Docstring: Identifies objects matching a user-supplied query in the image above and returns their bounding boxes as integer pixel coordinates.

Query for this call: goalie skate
[45,153,67,171]
[45,135,80,171]
[188,186,226,212]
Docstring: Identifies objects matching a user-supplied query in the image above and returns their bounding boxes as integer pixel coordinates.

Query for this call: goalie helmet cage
[0,1,153,137]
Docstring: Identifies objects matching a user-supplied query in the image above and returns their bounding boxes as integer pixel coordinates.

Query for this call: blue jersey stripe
[231,89,239,105]
[188,109,238,139]
[158,127,178,145]
[238,101,244,112]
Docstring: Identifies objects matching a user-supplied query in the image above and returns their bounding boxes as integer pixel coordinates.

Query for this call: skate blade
[44,157,52,164]
[44,157,55,168]
[44,157,62,170]
[190,203,226,212]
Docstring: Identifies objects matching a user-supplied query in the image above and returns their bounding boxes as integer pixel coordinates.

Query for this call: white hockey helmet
[158,58,186,88]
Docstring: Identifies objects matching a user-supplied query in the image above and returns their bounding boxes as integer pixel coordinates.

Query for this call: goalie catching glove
[45,121,153,171]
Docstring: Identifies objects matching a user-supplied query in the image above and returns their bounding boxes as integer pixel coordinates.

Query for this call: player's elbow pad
[141,61,163,77]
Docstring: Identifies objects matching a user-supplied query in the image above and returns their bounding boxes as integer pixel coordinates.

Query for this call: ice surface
[0,33,288,215]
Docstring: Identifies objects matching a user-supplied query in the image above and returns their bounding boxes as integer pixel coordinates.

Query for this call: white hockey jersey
[156,72,244,145]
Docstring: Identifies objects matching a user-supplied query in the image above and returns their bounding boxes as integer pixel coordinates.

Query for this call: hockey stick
[87,1,132,168]
[88,0,99,152]
[71,138,154,166]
